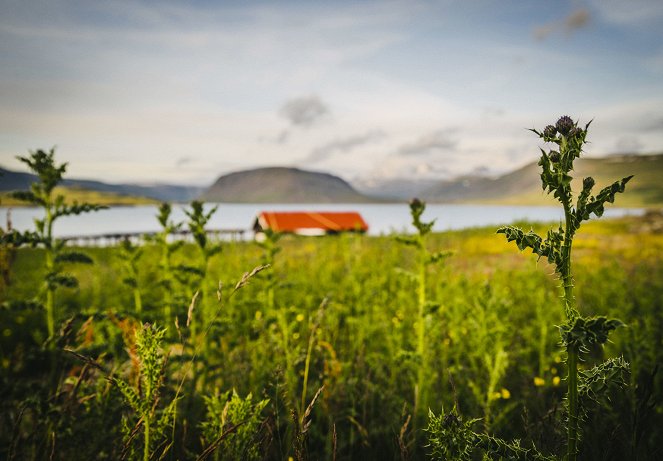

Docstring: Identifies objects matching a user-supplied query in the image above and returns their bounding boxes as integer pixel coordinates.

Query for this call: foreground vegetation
[2,120,662,460]
[2,211,662,460]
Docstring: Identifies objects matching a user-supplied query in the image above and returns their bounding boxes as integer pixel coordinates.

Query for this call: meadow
[1,208,662,460]
[2,120,663,461]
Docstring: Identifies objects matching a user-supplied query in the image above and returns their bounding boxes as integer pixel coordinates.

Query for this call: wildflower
[296,313,305,322]
[552,376,561,386]
[556,115,574,135]
[583,177,595,190]
[292,332,300,340]
[534,377,546,387]
[500,388,511,399]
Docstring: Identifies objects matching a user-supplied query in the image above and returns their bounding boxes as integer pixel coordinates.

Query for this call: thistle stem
[562,201,579,461]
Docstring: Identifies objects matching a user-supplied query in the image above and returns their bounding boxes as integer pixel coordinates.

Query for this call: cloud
[397,130,457,156]
[305,130,385,163]
[279,95,330,128]
[533,8,590,40]
[176,156,193,166]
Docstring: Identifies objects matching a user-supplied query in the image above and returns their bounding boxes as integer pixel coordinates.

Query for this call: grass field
[0,185,158,207]
[1,210,662,460]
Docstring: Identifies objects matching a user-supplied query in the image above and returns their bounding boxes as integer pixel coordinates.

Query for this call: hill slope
[421,153,663,207]
[0,167,203,203]
[201,167,374,203]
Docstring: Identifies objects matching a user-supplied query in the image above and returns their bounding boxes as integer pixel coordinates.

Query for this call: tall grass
[1,142,661,460]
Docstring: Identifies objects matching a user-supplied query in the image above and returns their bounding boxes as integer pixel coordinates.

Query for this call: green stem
[414,240,427,420]
[45,205,55,342]
[567,345,579,461]
[562,201,579,461]
[134,288,142,315]
[144,414,151,461]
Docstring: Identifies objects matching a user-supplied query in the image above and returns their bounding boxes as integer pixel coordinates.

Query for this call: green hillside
[0,186,158,207]
[423,153,663,207]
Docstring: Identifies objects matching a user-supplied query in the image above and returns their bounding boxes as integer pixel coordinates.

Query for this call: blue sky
[1,0,662,185]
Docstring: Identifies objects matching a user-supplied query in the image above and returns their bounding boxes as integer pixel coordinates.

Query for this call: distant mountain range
[2,153,662,207]
[0,167,204,203]
[421,153,663,207]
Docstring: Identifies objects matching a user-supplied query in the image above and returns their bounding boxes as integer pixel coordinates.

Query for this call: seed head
[555,115,574,136]
[543,125,557,138]
[549,150,561,162]
[583,177,595,190]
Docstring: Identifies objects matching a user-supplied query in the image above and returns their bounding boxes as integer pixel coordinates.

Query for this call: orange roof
[255,211,368,233]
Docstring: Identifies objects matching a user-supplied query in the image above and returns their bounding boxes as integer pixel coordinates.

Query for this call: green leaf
[0,229,43,247]
[10,190,43,205]
[580,175,633,220]
[559,315,625,350]
[55,251,93,264]
[47,273,79,289]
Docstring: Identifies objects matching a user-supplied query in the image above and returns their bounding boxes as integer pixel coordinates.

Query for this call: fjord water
[1,203,644,239]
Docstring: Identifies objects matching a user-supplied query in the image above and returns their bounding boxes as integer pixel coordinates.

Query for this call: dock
[60,228,248,246]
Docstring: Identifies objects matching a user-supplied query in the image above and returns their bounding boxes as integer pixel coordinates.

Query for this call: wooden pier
[61,228,248,246]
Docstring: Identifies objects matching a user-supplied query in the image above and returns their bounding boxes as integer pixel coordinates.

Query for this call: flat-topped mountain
[201,167,374,203]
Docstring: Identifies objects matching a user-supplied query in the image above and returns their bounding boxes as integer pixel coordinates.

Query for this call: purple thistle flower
[555,116,574,136]
[543,125,557,138]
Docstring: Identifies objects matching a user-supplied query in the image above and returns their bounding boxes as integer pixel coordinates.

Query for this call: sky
[1,0,662,186]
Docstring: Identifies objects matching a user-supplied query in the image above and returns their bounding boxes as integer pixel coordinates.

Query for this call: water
[0,203,644,239]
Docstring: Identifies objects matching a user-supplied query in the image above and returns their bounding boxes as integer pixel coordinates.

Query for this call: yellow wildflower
[500,388,511,399]
[552,376,561,386]
[296,313,305,322]
[534,377,545,387]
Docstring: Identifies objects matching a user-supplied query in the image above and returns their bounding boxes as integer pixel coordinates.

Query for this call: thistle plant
[112,323,176,461]
[497,116,632,460]
[183,201,221,341]
[151,203,191,324]
[200,389,269,461]
[118,238,144,315]
[396,198,452,421]
[255,228,282,311]
[1,148,106,342]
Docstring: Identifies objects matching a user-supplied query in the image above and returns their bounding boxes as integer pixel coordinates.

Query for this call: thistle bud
[549,151,561,162]
[583,177,595,190]
[568,126,583,138]
[555,115,574,136]
[410,197,423,208]
[543,125,557,138]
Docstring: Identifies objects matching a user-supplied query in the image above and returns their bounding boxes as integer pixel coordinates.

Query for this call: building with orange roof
[253,211,368,238]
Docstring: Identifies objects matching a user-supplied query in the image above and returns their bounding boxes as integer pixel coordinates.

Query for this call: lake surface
[0,203,644,239]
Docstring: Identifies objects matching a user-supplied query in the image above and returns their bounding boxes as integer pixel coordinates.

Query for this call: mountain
[201,167,375,203]
[0,166,204,203]
[420,153,663,207]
